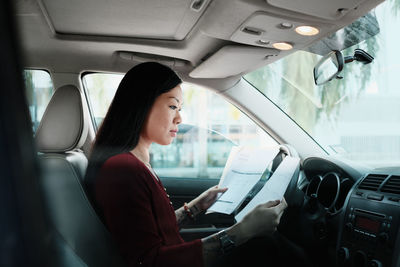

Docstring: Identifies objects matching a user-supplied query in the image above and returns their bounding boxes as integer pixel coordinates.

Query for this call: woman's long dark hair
[84,62,181,196]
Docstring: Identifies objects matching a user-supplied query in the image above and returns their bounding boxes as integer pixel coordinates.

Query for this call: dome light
[272,42,293,50]
[295,26,319,36]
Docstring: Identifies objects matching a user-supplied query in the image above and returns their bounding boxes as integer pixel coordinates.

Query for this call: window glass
[83,73,277,179]
[244,0,400,167]
[23,70,54,133]
[83,73,123,128]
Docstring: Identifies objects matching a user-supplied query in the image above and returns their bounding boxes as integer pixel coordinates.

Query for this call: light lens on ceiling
[272,42,293,50]
[295,26,319,36]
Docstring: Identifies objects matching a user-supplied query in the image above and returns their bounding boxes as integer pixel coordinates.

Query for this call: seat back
[35,84,126,267]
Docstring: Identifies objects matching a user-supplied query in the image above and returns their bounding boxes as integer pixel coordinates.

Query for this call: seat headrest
[35,85,88,153]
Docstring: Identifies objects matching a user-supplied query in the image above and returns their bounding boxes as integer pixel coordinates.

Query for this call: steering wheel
[274,144,304,207]
[277,145,330,265]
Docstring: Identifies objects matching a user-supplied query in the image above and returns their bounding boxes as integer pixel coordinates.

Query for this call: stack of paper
[207,145,300,222]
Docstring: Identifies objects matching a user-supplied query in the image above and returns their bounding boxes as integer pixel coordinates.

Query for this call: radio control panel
[337,190,400,267]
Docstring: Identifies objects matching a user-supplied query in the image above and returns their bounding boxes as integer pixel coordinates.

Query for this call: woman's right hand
[201,198,287,266]
[238,198,287,242]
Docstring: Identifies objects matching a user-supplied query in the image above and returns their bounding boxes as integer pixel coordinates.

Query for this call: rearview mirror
[313,50,344,85]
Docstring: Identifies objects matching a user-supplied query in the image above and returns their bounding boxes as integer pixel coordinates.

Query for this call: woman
[85,62,288,267]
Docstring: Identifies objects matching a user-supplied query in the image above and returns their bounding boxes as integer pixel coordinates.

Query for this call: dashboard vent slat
[381,175,400,195]
[358,174,387,191]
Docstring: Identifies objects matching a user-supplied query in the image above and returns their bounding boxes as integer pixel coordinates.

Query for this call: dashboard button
[356,191,364,197]
[367,194,383,201]
[378,233,389,243]
[345,222,353,231]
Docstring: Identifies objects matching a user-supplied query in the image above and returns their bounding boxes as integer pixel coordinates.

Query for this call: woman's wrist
[187,200,202,217]
[200,222,250,266]
[225,222,249,247]
[176,201,203,225]
[183,202,196,220]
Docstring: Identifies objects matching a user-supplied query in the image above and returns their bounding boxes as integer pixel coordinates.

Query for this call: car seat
[35,84,127,267]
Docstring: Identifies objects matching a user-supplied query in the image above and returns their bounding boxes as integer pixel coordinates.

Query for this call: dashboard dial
[306,175,322,197]
[335,178,353,210]
[317,172,340,211]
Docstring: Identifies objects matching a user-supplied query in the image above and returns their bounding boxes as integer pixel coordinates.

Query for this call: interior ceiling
[15,0,384,85]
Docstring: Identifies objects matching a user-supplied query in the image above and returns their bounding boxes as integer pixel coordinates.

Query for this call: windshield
[244,0,400,168]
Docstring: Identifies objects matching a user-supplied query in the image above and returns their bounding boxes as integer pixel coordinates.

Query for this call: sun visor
[189,45,279,78]
[265,0,367,20]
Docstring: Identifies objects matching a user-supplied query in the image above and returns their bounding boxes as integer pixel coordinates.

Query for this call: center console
[337,173,400,267]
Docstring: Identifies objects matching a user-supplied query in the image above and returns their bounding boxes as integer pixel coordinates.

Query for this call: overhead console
[337,173,400,267]
[190,0,384,78]
[230,11,334,50]
[265,0,367,20]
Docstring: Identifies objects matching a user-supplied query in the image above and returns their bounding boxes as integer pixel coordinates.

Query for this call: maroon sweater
[95,152,203,267]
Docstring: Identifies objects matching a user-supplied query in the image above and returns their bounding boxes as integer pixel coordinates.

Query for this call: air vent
[358,174,387,191]
[381,175,400,195]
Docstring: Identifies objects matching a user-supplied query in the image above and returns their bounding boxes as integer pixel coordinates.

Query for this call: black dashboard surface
[296,156,400,267]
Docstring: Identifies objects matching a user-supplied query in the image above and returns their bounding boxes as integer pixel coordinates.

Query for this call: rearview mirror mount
[344,48,374,64]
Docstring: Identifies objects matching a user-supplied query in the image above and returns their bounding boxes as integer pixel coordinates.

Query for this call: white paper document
[207,146,280,214]
[234,156,300,222]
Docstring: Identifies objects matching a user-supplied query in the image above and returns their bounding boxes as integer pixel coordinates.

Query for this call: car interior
[1,0,400,266]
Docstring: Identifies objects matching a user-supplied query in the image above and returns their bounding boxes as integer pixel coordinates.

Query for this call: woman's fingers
[274,199,288,214]
[214,187,228,193]
[208,187,227,201]
[260,199,287,225]
[262,199,281,208]
[211,185,228,191]
[195,186,228,211]
[205,186,227,198]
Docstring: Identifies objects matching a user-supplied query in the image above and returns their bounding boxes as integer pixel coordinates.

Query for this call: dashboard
[298,156,400,267]
[301,156,361,216]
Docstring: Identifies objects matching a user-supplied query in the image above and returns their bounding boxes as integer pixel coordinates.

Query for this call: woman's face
[141,85,183,146]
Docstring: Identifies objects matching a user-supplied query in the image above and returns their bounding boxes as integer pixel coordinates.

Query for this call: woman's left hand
[191,185,228,212]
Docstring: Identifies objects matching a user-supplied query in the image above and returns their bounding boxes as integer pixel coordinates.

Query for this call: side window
[151,83,277,179]
[83,73,277,179]
[82,73,124,129]
[23,70,54,133]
